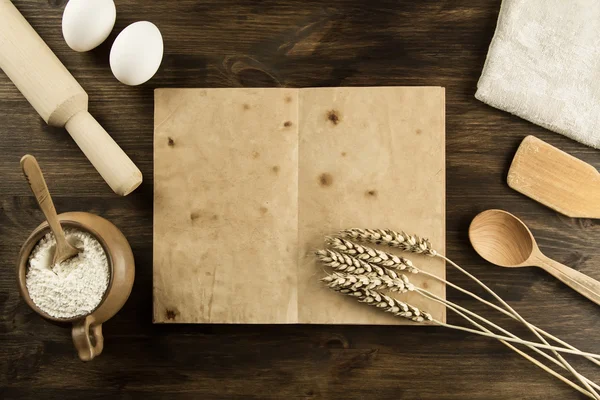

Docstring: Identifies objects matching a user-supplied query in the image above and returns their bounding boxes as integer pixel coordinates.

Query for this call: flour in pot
[26,229,110,319]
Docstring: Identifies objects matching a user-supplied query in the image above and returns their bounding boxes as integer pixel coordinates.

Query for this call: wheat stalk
[440,254,600,399]
[333,237,600,361]
[417,287,600,394]
[322,278,600,359]
[318,231,600,399]
[324,263,600,379]
[324,269,600,396]
[417,268,600,368]
[342,229,600,366]
[327,268,577,366]
[329,238,600,363]
[326,237,418,273]
[339,228,437,257]
[420,293,600,399]
[328,230,600,399]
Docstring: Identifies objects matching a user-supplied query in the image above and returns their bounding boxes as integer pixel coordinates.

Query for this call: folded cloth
[476,0,600,148]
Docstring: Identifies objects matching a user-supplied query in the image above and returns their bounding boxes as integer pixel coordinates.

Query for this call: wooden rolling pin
[0,0,142,196]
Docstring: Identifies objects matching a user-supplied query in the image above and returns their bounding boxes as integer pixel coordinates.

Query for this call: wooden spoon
[469,209,600,306]
[21,155,81,265]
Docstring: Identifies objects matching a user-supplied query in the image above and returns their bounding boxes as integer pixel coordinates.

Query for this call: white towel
[476,0,600,148]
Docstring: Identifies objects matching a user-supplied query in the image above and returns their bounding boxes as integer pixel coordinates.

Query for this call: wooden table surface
[2,1,600,399]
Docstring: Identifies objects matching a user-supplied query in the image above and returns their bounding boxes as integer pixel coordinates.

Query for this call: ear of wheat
[316,249,399,279]
[326,237,418,273]
[317,229,600,400]
[338,228,437,257]
[322,271,413,293]
[328,285,431,323]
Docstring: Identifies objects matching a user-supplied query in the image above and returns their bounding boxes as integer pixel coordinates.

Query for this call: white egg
[62,0,116,52]
[109,21,163,86]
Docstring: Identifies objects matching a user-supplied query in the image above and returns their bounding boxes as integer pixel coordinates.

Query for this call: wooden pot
[16,212,135,361]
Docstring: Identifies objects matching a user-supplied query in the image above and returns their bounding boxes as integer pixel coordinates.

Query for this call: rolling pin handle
[65,111,142,196]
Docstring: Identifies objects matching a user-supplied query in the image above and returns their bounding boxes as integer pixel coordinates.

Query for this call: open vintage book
[153,87,445,324]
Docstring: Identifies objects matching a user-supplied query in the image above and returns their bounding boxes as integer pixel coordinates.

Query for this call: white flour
[26,229,110,319]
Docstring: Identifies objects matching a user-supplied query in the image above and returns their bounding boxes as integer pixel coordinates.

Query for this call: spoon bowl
[469,208,600,306]
[469,209,536,267]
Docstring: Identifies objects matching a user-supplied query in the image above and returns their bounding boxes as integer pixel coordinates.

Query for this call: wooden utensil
[20,155,81,265]
[17,211,135,361]
[0,0,142,196]
[508,135,600,218]
[469,209,600,306]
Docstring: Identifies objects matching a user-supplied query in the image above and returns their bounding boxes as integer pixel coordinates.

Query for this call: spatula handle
[538,256,600,306]
[20,155,69,250]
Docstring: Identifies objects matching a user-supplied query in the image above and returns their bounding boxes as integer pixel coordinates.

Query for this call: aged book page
[297,87,445,324]
[154,88,299,323]
[154,87,445,324]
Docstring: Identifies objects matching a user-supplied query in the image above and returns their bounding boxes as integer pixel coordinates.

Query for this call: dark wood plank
[1,0,600,399]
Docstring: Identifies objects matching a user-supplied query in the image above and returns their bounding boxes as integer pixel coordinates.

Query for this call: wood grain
[508,135,600,218]
[536,254,600,307]
[153,87,445,325]
[2,0,600,399]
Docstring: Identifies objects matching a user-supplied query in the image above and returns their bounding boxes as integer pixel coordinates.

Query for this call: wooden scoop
[469,209,600,306]
[21,155,81,266]
[508,135,600,218]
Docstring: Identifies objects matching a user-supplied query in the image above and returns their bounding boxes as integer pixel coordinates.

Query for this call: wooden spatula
[507,136,600,218]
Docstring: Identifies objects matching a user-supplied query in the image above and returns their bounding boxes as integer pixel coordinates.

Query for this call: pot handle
[72,315,104,361]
